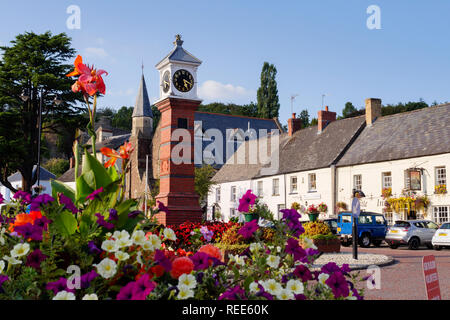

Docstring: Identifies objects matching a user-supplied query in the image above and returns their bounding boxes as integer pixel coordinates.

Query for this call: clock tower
[154,35,203,225]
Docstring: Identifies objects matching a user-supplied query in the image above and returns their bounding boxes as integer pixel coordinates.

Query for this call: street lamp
[20,88,63,193]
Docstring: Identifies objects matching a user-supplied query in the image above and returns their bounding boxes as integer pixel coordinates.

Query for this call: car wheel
[388,243,399,249]
[426,243,433,250]
[359,234,371,248]
[434,245,442,251]
[373,240,382,247]
[408,237,420,250]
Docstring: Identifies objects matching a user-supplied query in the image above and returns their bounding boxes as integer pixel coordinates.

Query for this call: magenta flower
[132,274,156,300]
[0,193,4,204]
[128,210,142,218]
[218,285,247,300]
[34,216,52,231]
[14,223,43,241]
[238,220,259,239]
[0,275,8,294]
[86,187,104,201]
[157,201,169,213]
[155,250,172,272]
[285,238,307,262]
[59,193,78,214]
[80,270,99,289]
[238,190,257,213]
[117,281,136,300]
[95,213,114,230]
[13,191,32,204]
[26,249,47,269]
[189,252,211,271]
[293,264,313,282]
[108,209,118,221]
[46,277,75,295]
[325,272,350,298]
[30,194,55,211]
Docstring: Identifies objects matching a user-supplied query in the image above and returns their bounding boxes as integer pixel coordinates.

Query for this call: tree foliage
[0,31,82,193]
[298,109,310,128]
[43,158,70,177]
[198,102,259,118]
[339,100,430,119]
[194,164,217,206]
[256,62,280,119]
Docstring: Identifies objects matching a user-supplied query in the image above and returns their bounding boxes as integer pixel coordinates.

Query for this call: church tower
[128,73,153,200]
[153,35,203,225]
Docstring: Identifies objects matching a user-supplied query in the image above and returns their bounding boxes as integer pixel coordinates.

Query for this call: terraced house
[208,99,450,226]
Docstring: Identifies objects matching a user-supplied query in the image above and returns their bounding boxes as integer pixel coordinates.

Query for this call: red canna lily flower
[66,55,108,96]
[100,141,134,168]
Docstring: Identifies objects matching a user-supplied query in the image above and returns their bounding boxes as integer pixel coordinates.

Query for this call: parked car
[385,220,439,250]
[337,212,388,248]
[432,222,450,250]
[321,218,338,234]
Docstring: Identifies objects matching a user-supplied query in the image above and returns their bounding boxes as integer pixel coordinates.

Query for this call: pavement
[341,244,450,300]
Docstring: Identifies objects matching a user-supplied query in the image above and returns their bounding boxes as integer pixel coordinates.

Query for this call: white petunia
[115,251,130,262]
[249,282,261,294]
[286,279,304,295]
[94,258,117,279]
[113,230,130,241]
[53,290,76,300]
[136,251,144,266]
[163,228,177,241]
[148,234,162,251]
[3,255,21,266]
[266,255,280,268]
[276,289,294,300]
[0,228,6,245]
[318,273,330,285]
[302,237,318,250]
[141,240,154,251]
[262,279,282,296]
[10,243,30,258]
[249,243,262,253]
[82,293,98,300]
[116,237,133,248]
[233,255,246,266]
[131,230,146,246]
[101,239,118,253]
[178,274,197,289]
[0,260,4,274]
[177,284,194,300]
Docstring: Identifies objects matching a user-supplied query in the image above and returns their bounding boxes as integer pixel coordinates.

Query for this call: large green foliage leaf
[75,173,94,203]
[53,211,78,236]
[50,179,75,202]
[82,151,112,189]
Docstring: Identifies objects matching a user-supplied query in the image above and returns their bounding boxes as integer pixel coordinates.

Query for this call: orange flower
[66,55,108,96]
[100,141,134,168]
[198,244,222,261]
[9,211,42,232]
[170,257,194,279]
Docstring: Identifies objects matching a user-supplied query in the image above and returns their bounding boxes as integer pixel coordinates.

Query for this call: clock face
[172,69,194,92]
[162,71,170,93]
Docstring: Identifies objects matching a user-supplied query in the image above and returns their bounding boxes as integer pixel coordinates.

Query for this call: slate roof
[337,103,450,166]
[8,166,56,183]
[156,36,202,67]
[194,112,280,167]
[57,167,81,183]
[132,75,153,118]
[212,116,366,183]
[94,134,131,151]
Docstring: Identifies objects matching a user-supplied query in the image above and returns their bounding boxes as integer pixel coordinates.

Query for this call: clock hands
[183,79,193,88]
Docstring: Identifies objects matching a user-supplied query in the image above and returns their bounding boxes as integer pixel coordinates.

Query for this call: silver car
[385,220,440,250]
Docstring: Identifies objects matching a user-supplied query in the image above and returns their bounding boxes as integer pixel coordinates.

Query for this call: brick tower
[153,35,203,225]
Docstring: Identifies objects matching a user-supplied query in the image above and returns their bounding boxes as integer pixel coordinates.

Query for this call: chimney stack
[365,98,382,126]
[318,106,336,133]
[69,157,74,169]
[288,113,302,136]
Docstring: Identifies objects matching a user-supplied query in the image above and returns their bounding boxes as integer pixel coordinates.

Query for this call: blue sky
[1,0,450,125]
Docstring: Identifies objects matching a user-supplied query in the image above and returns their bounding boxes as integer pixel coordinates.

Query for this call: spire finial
[174,34,183,46]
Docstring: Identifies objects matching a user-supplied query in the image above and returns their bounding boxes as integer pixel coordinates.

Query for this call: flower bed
[0,56,363,301]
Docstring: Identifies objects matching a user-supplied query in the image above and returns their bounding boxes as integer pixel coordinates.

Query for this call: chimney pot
[318,107,337,133]
[288,114,302,137]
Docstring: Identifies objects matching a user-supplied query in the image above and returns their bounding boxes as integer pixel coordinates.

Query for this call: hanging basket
[308,213,319,222]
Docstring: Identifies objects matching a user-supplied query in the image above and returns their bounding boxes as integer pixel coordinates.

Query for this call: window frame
[230,186,237,202]
[257,181,264,197]
[308,173,317,192]
[382,172,392,189]
[435,166,447,186]
[290,176,298,194]
[353,174,362,191]
[433,206,450,225]
[272,178,280,196]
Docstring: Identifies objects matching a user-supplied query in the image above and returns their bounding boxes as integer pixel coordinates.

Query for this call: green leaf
[50,179,76,202]
[244,276,255,291]
[75,173,94,204]
[54,211,78,236]
[116,199,138,229]
[82,151,112,189]
[107,166,120,182]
